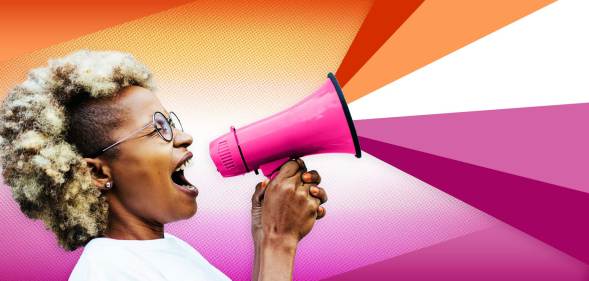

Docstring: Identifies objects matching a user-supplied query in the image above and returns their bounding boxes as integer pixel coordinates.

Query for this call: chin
[188,205,198,218]
[181,203,198,219]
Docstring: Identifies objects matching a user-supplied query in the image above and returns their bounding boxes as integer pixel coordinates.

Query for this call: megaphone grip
[259,156,291,179]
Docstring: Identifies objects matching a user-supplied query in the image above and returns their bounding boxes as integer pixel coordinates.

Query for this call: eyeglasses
[88,111,183,158]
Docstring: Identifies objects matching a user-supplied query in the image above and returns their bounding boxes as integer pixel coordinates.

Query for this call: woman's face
[103,86,197,225]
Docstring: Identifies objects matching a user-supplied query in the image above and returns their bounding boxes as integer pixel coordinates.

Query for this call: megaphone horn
[210,72,361,178]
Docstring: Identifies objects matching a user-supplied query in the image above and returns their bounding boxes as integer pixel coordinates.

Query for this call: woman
[0,50,328,280]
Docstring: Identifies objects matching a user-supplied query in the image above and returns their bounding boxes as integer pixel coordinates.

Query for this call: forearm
[252,235,262,281]
[253,236,298,281]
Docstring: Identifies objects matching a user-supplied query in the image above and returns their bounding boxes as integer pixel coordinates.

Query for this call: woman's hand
[251,158,327,245]
[250,158,328,281]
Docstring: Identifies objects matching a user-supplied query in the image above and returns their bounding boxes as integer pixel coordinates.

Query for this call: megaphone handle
[260,157,291,179]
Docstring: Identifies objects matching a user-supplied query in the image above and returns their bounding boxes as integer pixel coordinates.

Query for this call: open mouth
[171,153,198,195]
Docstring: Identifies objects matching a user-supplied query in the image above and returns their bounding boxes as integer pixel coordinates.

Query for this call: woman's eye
[155,119,166,129]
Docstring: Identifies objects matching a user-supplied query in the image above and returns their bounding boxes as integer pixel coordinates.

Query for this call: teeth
[175,158,192,172]
[182,184,194,190]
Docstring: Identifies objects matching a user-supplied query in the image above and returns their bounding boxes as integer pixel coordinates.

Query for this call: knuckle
[278,160,298,174]
[308,197,320,209]
[287,181,298,190]
[293,188,306,199]
[275,177,291,188]
[307,206,318,217]
[283,185,296,196]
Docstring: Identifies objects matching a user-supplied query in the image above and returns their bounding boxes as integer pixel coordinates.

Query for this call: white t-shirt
[69,233,232,281]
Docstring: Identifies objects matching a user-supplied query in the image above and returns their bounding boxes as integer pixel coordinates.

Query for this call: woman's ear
[83,157,113,191]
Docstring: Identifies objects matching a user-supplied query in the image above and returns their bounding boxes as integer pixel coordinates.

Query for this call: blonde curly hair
[0,50,155,250]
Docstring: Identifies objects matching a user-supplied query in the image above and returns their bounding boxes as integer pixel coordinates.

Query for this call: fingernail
[262,180,269,188]
[310,186,319,194]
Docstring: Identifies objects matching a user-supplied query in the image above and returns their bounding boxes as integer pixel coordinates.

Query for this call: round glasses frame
[87,111,183,158]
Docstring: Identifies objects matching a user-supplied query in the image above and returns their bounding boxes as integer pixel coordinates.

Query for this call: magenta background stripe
[322,225,589,281]
[354,103,589,192]
[356,136,589,264]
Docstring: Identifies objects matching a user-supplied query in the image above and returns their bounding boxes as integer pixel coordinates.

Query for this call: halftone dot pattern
[0,0,372,98]
[0,0,201,61]
[0,178,81,281]
[0,0,546,280]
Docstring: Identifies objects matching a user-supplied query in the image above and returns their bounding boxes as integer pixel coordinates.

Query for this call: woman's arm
[254,235,297,281]
[251,159,328,281]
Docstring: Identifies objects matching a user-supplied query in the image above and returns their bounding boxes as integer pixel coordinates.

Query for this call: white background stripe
[349,0,589,119]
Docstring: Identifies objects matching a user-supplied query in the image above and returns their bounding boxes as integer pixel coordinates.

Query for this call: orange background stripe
[0,0,197,61]
[336,0,424,86]
[343,0,555,102]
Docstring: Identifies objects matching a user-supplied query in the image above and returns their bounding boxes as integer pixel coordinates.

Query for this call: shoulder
[75,237,133,264]
[163,233,232,280]
[68,239,145,281]
[164,233,199,253]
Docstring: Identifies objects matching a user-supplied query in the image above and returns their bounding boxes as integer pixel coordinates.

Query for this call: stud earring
[105,182,113,190]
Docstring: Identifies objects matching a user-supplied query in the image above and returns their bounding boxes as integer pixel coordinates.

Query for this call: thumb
[251,179,269,207]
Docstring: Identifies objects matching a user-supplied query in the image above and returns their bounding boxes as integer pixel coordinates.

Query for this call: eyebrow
[147,110,170,120]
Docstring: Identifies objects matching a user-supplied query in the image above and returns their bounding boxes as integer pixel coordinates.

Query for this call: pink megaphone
[209,73,361,178]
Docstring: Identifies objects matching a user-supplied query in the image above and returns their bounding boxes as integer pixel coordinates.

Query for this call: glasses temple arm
[100,122,153,153]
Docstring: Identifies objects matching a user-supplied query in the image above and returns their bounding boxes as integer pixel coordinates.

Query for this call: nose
[173,128,193,148]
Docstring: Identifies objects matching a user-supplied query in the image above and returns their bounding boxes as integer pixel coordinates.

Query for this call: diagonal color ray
[0,0,198,62]
[354,103,589,193]
[0,2,372,280]
[0,0,371,99]
[342,0,555,102]
[322,225,589,281]
[335,0,424,87]
[349,0,589,120]
[357,136,589,264]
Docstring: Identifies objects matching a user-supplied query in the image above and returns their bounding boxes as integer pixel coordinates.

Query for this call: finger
[316,206,326,220]
[251,180,269,207]
[274,160,302,181]
[287,158,307,185]
[309,196,321,210]
[309,186,327,204]
[297,183,319,202]
[294,158,307,173]
[302,170,321,184]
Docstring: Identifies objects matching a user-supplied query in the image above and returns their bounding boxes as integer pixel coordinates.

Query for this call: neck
[103,194,164,240]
